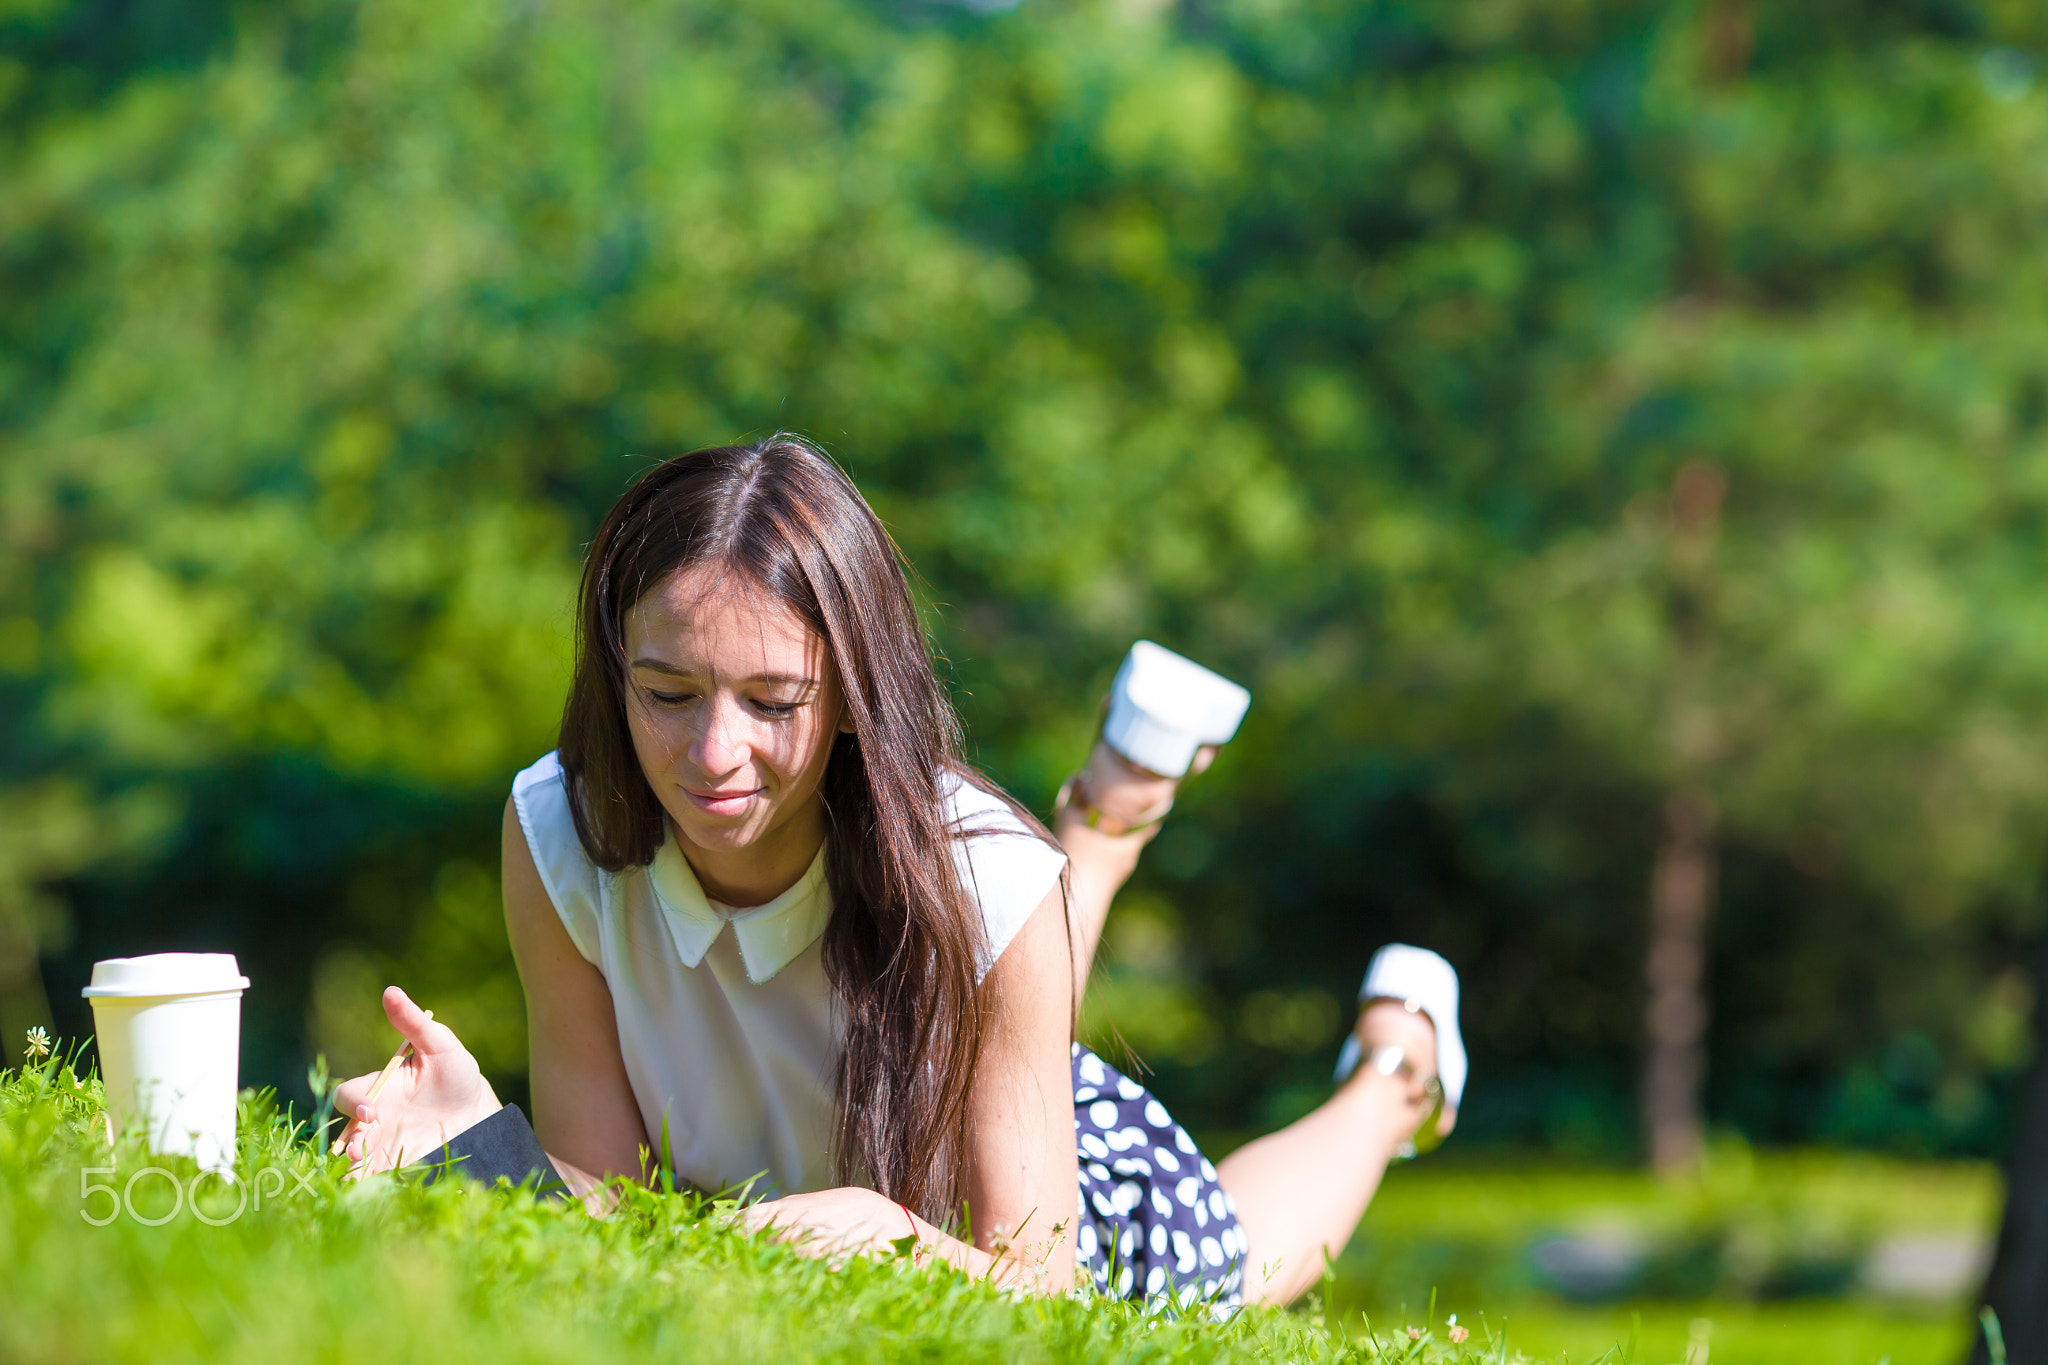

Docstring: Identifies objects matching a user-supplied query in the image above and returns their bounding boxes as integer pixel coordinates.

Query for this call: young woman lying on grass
[335,435,1465,1309]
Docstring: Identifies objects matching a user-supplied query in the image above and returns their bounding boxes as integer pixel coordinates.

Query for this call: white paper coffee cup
[83,953,250,1171]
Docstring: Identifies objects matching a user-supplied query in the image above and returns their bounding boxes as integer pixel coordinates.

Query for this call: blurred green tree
[1,0,2044,1209]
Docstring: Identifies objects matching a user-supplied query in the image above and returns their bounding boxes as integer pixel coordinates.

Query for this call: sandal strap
[1332,1037,1448,1161]
[1053,770,1173,838]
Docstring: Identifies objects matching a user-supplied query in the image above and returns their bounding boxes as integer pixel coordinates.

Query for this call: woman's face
[622,564,848,892]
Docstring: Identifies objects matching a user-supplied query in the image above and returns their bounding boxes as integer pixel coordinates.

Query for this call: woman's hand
[735,1187,922,1261]
[333,985,503,1175]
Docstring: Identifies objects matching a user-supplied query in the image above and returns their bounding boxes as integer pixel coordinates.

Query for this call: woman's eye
[646,689,695,706]
[753,700,798,719]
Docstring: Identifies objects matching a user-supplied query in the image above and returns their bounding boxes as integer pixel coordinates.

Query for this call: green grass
[1323,1150,1998,1365]
[0,1052,1519,1365]
[3,1050,1998,1364]
[1454,1303,1971,1365]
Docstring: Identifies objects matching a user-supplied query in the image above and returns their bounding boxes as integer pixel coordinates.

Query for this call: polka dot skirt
[1070,1043,1247,1311]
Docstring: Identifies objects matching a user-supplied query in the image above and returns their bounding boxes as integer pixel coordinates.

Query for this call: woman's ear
[838,706,857,736]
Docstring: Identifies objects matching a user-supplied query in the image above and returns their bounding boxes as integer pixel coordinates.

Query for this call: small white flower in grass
[24,1026,51,1061]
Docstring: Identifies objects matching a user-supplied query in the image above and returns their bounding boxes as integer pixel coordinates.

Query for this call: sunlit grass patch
[1326,1148,1995,1365]
[1,1048,1513,1365]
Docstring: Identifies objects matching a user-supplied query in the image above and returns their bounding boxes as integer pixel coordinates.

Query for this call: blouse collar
[648,835,831,984]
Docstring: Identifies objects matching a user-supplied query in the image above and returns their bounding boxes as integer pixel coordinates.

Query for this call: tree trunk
[1970,925,2048,1363]
[1701,0,1755,84]
[1645,791,1716,1176]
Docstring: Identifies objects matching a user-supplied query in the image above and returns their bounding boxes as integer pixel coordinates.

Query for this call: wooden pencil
[328,1009,432,1157]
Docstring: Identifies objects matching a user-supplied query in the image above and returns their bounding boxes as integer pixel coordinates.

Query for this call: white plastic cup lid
[82,953,250,999]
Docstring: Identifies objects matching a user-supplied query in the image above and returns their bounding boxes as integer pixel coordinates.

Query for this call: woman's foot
[1334,945,1466,1154]
[1054,736,1214,840]
[1345,998,1455,1149]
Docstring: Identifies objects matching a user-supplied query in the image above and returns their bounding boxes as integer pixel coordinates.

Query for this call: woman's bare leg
[1217,1001,1451,1304]
[1054,728,1448,1304]
[1052,738,1213,996]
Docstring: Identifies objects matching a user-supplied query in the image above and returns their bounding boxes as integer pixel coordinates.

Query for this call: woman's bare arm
[961,878,1080,1290]
[501,795,654,1188]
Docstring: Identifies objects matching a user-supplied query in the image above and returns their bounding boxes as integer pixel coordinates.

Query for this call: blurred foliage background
[4,0,2047,1190]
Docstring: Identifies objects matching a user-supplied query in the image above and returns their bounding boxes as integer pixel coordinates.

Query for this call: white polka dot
[1175,1176,1201,1207]
[1201,1236,1223,1266]
[1074,1086,1098,1103]
[1078,1223,1098,1259]
[1117,1076,1145,1101]
[1117,1265,1134,1296]
[1146,1264,1166,1295]
[1111,1157,1152,1178]
[1080,1132,1109,1159]
[1200,1158,1217,1180]
[1112,1181,1143,1215]
[1175,1129,1197,1154]
[1150,1222,1168,1255]
[1119,1225,1137,1256]
[1193,1199,1209,1228]
[1089,1099,1118,1128]
[1154,1147,1181,1172]
[1151,1186,1172,1217]
[1104,1126,1138,1152]
[1173,1229,1197,1273]
[1079,1052,1106,1085]
[1144,1098,1171,1128]
[1117,1125,1149,1150]
[1208,1190,1228,1219]
[1087,1161,1110,1180]
[1091,1191,1116,1217]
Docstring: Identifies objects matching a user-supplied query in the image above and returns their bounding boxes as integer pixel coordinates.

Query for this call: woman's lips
[683,786,762,817]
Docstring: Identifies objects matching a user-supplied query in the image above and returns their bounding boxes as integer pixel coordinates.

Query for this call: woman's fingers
[331,1068,385,1115]
[380,985,453,1054]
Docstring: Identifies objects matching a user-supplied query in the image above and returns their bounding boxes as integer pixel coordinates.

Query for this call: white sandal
[1054,641,1252,836]
[1100,641,1251,779]
[1333,943,1467,1158]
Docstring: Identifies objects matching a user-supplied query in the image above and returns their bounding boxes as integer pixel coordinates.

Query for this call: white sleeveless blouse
[511,751,1066,1198]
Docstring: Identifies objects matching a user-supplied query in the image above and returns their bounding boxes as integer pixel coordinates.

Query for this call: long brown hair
[558,434,1035,1220]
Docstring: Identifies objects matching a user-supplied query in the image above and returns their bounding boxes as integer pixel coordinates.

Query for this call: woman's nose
[691,694,750,776]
